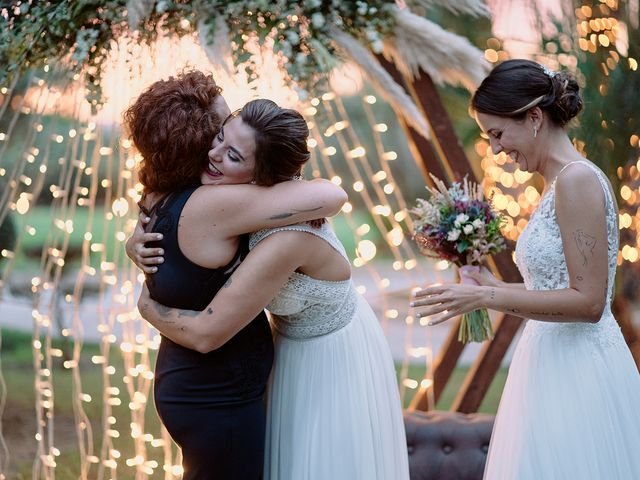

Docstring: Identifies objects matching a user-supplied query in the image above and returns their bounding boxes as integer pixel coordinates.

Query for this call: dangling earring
[533,127,538,138]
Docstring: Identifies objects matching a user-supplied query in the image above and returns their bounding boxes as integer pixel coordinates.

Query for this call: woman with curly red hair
[124,71,346,479]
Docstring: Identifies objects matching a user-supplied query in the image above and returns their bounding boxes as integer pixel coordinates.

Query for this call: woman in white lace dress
[412,59,640,479]
[134,107,410,478]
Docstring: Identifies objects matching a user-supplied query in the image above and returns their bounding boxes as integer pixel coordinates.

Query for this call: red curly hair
[123,70,223,193]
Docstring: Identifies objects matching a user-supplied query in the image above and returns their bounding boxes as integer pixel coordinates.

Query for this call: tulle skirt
[264,295,410,480]
[484,316,640,479]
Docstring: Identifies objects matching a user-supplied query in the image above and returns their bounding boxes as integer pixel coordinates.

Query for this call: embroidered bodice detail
[514,161,622,347]
[250,222,356,339]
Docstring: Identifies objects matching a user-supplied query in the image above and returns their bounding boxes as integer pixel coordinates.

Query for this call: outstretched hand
[125,213,165,274]
[410,283,488,325]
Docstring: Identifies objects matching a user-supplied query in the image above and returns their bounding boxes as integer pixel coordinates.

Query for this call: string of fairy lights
[0,2,637,475]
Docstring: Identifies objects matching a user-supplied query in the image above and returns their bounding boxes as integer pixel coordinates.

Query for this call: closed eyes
[213,128,244,162]
[480,130,502,141]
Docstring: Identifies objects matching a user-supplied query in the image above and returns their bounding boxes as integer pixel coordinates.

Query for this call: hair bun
[548,71,583,126]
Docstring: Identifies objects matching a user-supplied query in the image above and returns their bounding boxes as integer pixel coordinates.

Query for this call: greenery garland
[0,0,410,105]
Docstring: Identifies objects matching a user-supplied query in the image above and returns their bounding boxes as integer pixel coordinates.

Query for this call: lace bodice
[249,222,357,339]
[514,160,622,347]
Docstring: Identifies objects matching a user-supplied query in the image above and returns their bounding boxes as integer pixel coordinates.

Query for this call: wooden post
[375,55,449,184]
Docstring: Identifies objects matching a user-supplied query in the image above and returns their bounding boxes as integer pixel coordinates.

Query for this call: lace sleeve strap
[249,222,349,261]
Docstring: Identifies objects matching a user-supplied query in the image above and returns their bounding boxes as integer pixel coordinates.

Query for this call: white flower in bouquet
[454,213,469,227]
[447,229,461,241]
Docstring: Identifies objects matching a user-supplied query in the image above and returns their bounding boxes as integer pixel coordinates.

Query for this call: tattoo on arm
[153,302,176,322]
[177,309,200,318]
[508,307,563,317]
[268,206,323,220]
[222,277,232,289]
[573,229,597,267]
[207,307,213,315]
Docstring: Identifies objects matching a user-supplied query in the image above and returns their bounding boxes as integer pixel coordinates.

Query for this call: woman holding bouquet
[412,59,640,479]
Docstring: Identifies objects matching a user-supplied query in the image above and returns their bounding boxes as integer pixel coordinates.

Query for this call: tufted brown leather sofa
[404,410,495,480]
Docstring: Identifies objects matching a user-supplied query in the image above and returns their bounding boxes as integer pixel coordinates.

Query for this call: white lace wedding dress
[483,160,640,479]
[249,223,410,480]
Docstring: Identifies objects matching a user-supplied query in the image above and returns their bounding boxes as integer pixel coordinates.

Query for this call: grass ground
[1,328,506,478]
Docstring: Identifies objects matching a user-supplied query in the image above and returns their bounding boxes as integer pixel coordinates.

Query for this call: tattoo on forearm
[153,302,175,322]
[573,229,596,267]
[269,206,323,220]
[508,307,563,317]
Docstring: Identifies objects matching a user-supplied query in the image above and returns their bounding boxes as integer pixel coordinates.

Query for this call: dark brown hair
[238,99,310,186]
[123,70,223,192]
[472,59,583,127]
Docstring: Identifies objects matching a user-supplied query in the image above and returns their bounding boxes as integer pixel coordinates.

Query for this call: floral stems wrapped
[458,266,494,343]
[412,174,506,343]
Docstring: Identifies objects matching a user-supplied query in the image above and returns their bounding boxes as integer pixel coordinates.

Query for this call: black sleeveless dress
[144,186,274,479]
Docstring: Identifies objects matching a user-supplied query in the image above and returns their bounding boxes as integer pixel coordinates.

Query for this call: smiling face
[201,115,257,186]
[475,111,540,173]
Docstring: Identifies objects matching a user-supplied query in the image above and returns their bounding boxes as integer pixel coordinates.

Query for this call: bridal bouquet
[411,174,506,343]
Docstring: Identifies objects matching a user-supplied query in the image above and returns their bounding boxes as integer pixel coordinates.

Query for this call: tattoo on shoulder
[268,206,322,220]
[573,229,597,267]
